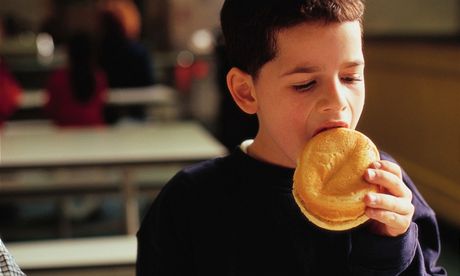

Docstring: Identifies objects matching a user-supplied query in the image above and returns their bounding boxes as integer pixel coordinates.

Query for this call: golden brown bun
[293,128,380,231]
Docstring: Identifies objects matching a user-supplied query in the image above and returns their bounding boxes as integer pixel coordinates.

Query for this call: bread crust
[293,128,380,231]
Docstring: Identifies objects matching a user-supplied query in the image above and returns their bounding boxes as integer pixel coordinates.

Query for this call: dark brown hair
[220,0,365,78]
[68,32,97,103]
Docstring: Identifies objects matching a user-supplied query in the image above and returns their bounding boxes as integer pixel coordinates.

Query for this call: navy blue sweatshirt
[137,149,446,275]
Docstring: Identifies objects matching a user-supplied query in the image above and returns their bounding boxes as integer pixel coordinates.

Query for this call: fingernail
[367,169,376,179]
[367,194,377,205]
[373,161,382,169]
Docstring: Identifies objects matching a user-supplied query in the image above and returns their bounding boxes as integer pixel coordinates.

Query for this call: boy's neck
[243,137,296,169]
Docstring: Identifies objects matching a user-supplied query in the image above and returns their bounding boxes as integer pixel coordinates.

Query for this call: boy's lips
[313,121,349,137]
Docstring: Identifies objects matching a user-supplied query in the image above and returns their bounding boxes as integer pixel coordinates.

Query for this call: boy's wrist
[350,222,418,272]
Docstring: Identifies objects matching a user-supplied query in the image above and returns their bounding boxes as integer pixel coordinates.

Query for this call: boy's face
[251,21,365,168]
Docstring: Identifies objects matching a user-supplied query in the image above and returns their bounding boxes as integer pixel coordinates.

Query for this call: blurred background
[0,0,459,275]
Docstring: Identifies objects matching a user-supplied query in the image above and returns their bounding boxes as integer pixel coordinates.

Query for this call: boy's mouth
[313,121,349,137]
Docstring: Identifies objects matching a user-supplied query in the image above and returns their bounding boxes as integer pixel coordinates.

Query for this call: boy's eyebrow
[280,65,321,77]
[280,61,364,77]
[343,60,365,68]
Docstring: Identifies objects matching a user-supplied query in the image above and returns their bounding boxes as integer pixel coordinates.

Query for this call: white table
[0,121,227,234]
[6,235,136,270]
[20,84,178,109]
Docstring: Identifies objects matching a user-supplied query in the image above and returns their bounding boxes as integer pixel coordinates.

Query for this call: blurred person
[98,9,154,122]
[0,60,22,128]
[0,55,21,219]
[44,32,107,127]
[42,33,108,225]
[0,19,22,128]
[98,8,153,88]
[100,0,142,40]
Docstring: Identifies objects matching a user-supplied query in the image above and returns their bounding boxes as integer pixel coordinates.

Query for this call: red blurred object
[192,60,210,79]
[0,59,22,128]
[174,65,193,93]
[174,60,210,93]
[44,69,108,127]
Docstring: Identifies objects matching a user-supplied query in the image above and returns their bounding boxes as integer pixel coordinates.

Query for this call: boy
[137,0,446,275]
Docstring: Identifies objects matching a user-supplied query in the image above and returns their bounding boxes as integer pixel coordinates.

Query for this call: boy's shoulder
[182,154,229,178]
[147,150,244,219]
[161,149,243,194]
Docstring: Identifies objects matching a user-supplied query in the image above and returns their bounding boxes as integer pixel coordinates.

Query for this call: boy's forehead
[270,21,363,72]
[276,20,361,41]
[274,21,362,55]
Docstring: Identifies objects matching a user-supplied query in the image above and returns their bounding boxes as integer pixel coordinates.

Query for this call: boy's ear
[226,67,258,114]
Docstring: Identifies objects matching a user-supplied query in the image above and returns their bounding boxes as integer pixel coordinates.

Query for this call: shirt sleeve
[398,166,447,276]
[136,171,193,276]
[348,152,447,275]
[349,222,417,275]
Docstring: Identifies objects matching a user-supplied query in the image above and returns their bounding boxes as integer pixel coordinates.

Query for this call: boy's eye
[293,81,316,92]
[342,75,363,83]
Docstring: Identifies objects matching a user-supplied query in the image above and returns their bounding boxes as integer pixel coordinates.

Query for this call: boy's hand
[363,160,414,237]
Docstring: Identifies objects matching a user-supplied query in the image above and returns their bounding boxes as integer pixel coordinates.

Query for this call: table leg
[58,196,73,238]
[121,168,139,235]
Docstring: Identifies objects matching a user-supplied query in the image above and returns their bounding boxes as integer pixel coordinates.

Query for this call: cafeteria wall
[359,0,460,228]
[359,41,460,228]
[0,0,47,31]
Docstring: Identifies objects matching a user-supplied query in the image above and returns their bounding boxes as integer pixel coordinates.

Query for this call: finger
[365,193,414,215]
[365,169,412,199]
[370,160,402,179]
[365,208,412,230]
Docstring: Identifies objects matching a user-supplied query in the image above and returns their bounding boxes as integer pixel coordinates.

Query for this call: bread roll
[293,128,380,231]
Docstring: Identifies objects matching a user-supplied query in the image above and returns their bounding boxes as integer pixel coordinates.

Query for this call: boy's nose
[318,81,348,113]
